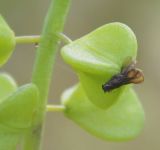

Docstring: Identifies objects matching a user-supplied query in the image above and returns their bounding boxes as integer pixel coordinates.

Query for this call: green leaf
[0,15,16,66]
[61,23,138,108]
[61,84,145,141]
[0,83,39,131]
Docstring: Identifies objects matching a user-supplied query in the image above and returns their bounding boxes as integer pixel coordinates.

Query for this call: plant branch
[47,105,65,112]
[23,0,71,150]
[59,33,72,44]
[15,33,72,45]
[15,35,40,44]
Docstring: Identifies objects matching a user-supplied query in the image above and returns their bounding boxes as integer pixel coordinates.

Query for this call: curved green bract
[0,15,15,66]
[0,75,39,148]
[61,22,137,76]
[0,83,39,131]
[62,84,144,141]
[61,23,138,108]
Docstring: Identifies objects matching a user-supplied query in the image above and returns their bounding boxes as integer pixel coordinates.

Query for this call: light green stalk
[23,0,71,149]
[15,35,40,44]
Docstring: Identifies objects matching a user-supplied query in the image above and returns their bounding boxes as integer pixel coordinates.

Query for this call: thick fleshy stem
[23,0,71,150]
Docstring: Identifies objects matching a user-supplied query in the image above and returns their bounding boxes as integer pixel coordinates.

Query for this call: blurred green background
[0,0,160,150]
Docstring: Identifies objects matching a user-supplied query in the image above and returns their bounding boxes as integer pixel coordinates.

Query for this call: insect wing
[121,57,136,74]
[129,69,144,84]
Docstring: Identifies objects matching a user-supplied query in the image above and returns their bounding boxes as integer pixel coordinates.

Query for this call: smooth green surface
[0,132,21,150]
[61,23,144,140]
[61,22,137,76]
[61,23,138,108]
[0,83,39,130]
[28,0,71,149]
[0,82,39,149]
[32,0,71,125]
[62,84,145,141]
[78,72,125,108]
[0,73,17,101]
[0,15,15,66]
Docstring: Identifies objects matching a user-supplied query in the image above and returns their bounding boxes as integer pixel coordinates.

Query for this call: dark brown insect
[102,60,144,92]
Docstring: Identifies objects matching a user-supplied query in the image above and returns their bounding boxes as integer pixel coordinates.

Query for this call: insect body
[102,61,144,92]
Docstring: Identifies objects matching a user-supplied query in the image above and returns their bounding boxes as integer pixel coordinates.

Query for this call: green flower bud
[0,83,39,131]
[61,23,144,141]
[0,15,15,66]
[61,23,137,109]
[0,75,39,148]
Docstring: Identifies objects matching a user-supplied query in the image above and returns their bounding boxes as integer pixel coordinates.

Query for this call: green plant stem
[15,35,40,44]
[23,0,71,150]
[47,105,65,112]
[59,33,72,44]
[15,33,72,45]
